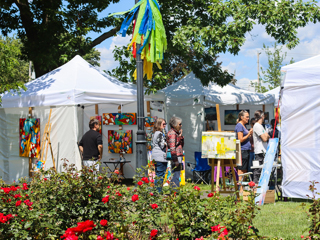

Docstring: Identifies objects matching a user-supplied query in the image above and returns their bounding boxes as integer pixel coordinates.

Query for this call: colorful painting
[205,107,217,121]
[19,118,40,158]
[145,116,157,128]
[255,138,279,205]
[108,130,133,154]
[201,131,236,159]
[146,130,153,151]
[224,110,250,125]
[103,113,136,125]
[90,116,102,134]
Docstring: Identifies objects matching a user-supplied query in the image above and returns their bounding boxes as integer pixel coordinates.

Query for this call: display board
[201,131,236,159]
[19,118,40,158]
[108,130,133,154]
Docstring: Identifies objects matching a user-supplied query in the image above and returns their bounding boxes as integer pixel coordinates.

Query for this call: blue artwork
[255,138,279,205]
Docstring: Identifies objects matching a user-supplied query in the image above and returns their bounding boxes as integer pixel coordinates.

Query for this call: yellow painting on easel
[201,131,236,159]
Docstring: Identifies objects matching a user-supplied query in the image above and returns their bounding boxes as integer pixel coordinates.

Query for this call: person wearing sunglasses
[167,116,184,192]
[152,118,168,193]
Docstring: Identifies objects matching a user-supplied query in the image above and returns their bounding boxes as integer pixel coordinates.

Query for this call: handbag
[166,149,172,160]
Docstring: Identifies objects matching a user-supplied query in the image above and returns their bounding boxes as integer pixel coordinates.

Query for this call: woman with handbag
[151,118,168,193]
[167,116,184,191]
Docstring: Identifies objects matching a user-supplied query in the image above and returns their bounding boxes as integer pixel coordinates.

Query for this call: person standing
[151,118,168,193]
[167,116,184,191]
[249,118,256,173]
[79,118,103,171]
[234,110,253,192]
[252,110,270,183]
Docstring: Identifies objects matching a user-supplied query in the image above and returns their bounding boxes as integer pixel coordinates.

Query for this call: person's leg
[238,150,249,192]
[248,152,255,173]
[155,162,168,194]
[170,157,182,192]
[253,154,264,184]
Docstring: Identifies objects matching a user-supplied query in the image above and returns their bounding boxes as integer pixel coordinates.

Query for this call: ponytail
[237,110,248,123]
[254,110,264,122]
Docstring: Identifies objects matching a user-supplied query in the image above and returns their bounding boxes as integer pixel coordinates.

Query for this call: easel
[28,107,33,177]
[208,104,240,199]
[39,109,56,172]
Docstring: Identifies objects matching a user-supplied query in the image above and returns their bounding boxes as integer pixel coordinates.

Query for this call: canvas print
[90,116,102,134]
[201,131,237,159]
[108,130,133,154]
[145,116,157,128]
[146,130,153,151]
[224,110,250,125]
[19,118,40,158]
[103,113,136,125]
[205,107,217,121]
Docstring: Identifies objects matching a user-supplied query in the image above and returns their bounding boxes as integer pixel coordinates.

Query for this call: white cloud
[97,35,131,71]
[236,78,256,91]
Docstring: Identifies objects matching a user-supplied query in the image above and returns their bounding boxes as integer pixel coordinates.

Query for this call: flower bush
[0,160,262,239]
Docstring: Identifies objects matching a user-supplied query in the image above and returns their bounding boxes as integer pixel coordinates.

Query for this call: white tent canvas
[161,72,275,177]
[281,55,320,199]
[266,86,281,107]
[0,56,164,183]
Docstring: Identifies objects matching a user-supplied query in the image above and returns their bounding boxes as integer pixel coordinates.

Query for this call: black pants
[253,153,264,183]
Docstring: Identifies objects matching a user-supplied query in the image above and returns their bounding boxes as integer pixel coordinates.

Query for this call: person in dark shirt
[79,118,103,170]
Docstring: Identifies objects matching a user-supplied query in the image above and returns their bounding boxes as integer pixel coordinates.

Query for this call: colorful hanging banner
[108,0,167,80]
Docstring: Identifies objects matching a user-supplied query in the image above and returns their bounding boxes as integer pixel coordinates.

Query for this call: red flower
[44,178,47,181]
[100,219,108,226]
[105,231,114,240]
[141,177,149,183]
[24,199,33,207]
[16,200,22,207]
[97,236,104,240]
[195,237,204,240]
[132,194,139,202]
[14,194,22,198]
[248,181,255,188]
[137,181,143,186]
[98,176,103,180]
[114,169,119,175]
[211,224,221,232]
[151,203,158,209]
[149,192,154,196]
[150,229,158,238]
[194,186,200,191]
[72,220,96,233]
[127,187,130,191]
[1,187,11,194]
[88,195,91,197]
[208,193,214,197]
[150,179,154,183]
[22,183,28,190]
[25,194,29,197]
[10,186,19,191]
[116,192,122,197]
[102,195,109,204]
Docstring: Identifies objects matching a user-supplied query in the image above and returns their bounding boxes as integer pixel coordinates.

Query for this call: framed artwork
[103,113,136,125]
[146,130,153,151]
[108,130,133,154]
[90,116,102,134]
[224,110,250,125]
[19,118,40,158]
[201,131,236,159]
[205,107,217,121]
[145,116,157,128]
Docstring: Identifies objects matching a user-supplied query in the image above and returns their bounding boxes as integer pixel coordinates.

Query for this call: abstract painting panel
[19,118,40,158]
[144,116,157,128]
[108,130,133,154]
[146,130,153,151]
[90,116,102,134]
[103,113,136,125]
[201,131,236,159]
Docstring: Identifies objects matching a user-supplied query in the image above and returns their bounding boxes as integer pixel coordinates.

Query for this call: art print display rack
[206,104,240,199]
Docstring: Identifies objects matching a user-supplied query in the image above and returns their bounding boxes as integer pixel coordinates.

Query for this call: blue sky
[89,0,320,91]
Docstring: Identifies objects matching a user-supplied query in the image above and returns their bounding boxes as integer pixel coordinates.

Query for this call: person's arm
[97,135,103,160]
[168,131,179,166]
[260,132,270,142]
[255,124,270,142]
[237,131,251,143]
[78,139,83,157]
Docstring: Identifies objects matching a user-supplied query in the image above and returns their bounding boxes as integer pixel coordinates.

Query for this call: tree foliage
[0,0,122,77]
[0,36,29,103]
[110,0,320,91]
[251,42,294,93]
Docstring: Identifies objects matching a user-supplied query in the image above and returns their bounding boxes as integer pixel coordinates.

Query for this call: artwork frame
[224,110,250,125]
[205,107,217,121]
[201,131,236,159]
[19,118,41,158]
[103,113,136,125]
[90,116,102,134]
[146,130,153,151]
[144,116,157,128]
[108,130,133,154]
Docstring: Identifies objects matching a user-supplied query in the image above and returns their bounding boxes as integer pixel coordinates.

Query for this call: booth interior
[161,72,276,179]
[0,55,165,183]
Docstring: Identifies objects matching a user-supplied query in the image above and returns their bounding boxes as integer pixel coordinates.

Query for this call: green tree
[0,36,29,103]
[110,0,319,91]
[251,43,294,93]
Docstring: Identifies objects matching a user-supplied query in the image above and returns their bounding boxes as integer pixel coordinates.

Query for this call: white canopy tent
[266,86,281,107]
[160,72,275,175]
[281,55,320,199]
[0,55,164,183]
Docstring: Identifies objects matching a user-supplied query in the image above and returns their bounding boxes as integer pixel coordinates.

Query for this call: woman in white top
[252,110,270,183]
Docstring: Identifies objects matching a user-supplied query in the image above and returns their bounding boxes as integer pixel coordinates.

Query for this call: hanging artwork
[145,116,157,128]
[224,110,250,125]
[19,118,40,158]
[103,113,136,125]
[205,107,217,121]
[146,130,153,151]
[90,116,102,134]
[201,131,236,159]
[108,130,133,154]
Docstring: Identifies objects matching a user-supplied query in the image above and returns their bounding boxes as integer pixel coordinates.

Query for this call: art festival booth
[0,55,165,183]
[281,55,320,199]
[160,72,275,177]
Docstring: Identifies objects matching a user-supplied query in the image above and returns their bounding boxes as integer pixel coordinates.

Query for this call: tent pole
[135,0,147,171]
